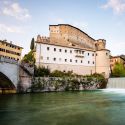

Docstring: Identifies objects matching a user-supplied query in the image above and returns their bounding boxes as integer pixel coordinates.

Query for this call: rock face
[30,77,106,92]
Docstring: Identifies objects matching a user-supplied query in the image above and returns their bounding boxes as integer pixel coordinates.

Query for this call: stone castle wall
[49,24,95,50]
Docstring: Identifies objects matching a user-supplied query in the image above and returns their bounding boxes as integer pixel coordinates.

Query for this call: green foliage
[22,50,35,65]
[50,70,73,77]
[69,79,80,90]
[30,38,35,50]
[34,66,50,77]
[112,62,125,77]
[50,70,64,77]
[31,77,44,91]
[92,73,107,88]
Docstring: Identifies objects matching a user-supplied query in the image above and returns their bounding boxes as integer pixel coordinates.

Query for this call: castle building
[35,24,110,78]
[0,40,23,61]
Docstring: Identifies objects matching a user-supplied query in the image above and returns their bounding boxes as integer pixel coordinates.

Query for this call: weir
[107,77,125,89]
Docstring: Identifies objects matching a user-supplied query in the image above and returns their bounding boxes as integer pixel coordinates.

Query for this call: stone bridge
[0,57,19,88]
[0,57,33,90]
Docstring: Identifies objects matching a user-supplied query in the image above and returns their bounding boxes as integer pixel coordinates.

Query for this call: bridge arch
[0,60,19,88]
[0,72,16,89]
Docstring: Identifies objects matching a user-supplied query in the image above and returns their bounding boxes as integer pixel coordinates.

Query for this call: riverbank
[0,73,107,94]
[0,89,16,94]
[28,74,107,93]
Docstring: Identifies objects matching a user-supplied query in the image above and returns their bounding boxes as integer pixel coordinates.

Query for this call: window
[59,58,61,61]
[70,50,72,53]
[76,50,78,53]
[53,58,56,61]
[70,59,72,62]
[59,49,62,52]
[0,48,5,52]
[47,57,49,60]
[88,53,89,56]
[75,60,78,63]
[65,49,67,53]
[65,59,67,62]
[47,47,49,50]
[93,61,94,64]
[106,52,108,56]
[81,60,83,63]
[82,51,84,54]
[88,61,90,64]
[96,53,98,56]
[92,53,94,56]
[54,48,56,51]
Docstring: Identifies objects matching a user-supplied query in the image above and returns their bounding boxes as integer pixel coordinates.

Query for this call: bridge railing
[0,56,18,64]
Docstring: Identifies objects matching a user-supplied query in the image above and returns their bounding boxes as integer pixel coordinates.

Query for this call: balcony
[74,50,84,58]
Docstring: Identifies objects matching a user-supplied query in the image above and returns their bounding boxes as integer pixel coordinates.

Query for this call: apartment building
[0,40,23,61]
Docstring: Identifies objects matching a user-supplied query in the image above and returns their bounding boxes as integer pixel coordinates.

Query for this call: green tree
[30,38,35,50]
[22,50,35,65]
[112,62,125,77]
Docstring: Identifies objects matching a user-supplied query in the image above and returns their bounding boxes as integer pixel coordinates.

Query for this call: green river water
[0,89,125,125]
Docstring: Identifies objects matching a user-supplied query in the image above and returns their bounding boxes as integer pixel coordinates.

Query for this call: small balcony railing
[74,49,84,58]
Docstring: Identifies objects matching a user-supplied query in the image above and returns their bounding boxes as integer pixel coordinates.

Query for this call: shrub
[34,66,50,77]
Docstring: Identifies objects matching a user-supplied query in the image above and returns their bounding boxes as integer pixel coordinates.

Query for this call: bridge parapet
[0,56,18,64]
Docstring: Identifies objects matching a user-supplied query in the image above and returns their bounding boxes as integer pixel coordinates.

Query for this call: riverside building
[0,40,23,61]
[110,56,125,71]
[36,24,110,78]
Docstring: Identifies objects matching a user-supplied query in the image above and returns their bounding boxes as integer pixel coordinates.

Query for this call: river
[0,89,125,125]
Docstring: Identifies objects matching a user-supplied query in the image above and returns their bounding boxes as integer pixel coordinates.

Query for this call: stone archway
[0,72,16,89]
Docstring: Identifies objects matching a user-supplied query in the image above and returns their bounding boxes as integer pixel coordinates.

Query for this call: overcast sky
[0,0,125,56]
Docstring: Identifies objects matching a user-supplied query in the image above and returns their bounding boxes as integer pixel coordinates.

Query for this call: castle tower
[95,39,110,78]
[95,39,106,50]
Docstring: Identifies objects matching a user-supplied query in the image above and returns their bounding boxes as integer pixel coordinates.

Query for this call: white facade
[36,43,95,67]
[36,43,110,77]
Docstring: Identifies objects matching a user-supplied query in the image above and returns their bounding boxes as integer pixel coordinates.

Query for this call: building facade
[110,56,125,71]
[0,40,23,61]
[36,24,110,78]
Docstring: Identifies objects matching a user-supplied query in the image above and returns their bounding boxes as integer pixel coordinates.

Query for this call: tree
[30,38,35,50]
[112,62,125,77]
[22,50,35,65]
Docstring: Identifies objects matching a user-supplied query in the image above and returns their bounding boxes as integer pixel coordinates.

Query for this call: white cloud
[102,0,125,14]
[2,2,31,21]
[0,23,24,33]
